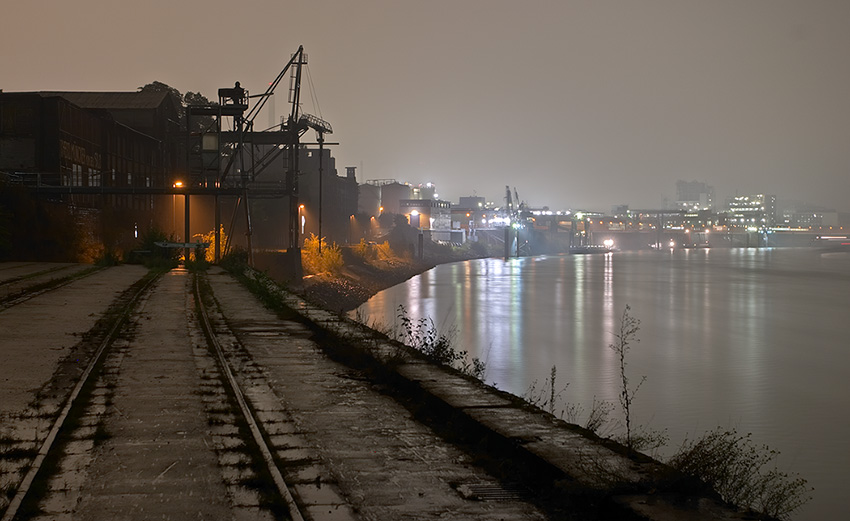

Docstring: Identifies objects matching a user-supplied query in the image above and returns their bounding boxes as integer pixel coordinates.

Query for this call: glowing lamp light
[173,181,184,188]
[411,210,420,216]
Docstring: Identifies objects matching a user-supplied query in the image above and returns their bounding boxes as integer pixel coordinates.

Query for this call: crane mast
[186,45,332,271]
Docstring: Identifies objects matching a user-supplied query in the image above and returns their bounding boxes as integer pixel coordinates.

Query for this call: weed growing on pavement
[220,247,249,273]
[563,397,616,437]
[668,427,811,520]
[395,305,486,380]
[524,366,569,417]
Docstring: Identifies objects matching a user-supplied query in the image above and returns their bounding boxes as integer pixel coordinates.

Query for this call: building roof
[33,90,172,110]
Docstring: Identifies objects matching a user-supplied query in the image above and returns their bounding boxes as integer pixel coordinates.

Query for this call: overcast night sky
[3,0,849,212]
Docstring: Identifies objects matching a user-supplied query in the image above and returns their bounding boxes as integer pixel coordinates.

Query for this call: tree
[183,90,217,133]
[138,81,216,132]
[139,81,183,113]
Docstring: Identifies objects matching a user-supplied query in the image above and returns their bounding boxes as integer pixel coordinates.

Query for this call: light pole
[172,180,184,238]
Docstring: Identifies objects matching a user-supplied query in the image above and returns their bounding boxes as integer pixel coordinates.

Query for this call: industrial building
[250,145,358,248]
[0,90,181,255]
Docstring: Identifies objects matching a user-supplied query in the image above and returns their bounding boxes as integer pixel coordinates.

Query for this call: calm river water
[355,248,850,520]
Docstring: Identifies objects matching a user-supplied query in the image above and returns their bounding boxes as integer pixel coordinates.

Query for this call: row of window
[65,165,152,188]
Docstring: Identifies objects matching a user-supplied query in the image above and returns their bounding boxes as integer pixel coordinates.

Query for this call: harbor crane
[186,45,333,266]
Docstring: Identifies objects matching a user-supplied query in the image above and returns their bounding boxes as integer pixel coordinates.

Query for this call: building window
[71,164,83,186]
[90,169,101,187]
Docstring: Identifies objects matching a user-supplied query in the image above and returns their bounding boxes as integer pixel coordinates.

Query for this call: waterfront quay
[0,262,753,520]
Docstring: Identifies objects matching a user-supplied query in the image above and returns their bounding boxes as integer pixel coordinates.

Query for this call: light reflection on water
[355,249,850,520]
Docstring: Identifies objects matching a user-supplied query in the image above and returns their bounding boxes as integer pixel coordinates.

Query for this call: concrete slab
[397,363,515,408]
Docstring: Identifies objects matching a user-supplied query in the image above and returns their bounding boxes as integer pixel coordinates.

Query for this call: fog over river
[355,248,850,520]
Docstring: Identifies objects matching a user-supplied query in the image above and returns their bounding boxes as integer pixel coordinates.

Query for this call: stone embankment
[258,270,753,521]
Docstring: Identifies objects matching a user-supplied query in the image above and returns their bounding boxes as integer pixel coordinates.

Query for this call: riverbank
[297,245,488,313]
[245,269,761,521]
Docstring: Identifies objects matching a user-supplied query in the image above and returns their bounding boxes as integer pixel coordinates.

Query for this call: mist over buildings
[2,0,849,212]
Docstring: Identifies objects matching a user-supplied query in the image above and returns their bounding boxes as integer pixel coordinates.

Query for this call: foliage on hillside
[302,234,344,275]
[193,226,228,263]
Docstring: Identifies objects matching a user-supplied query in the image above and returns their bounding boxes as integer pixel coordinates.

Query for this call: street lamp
[172,180,184,236]
[299,204,305,236]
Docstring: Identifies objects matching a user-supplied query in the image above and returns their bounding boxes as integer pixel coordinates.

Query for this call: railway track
[0,269,339,520]
[1,268,547,520]
[0,264,105,311]
[193,274,307,521]
[0,269,161,521]
[0,264,70,286]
